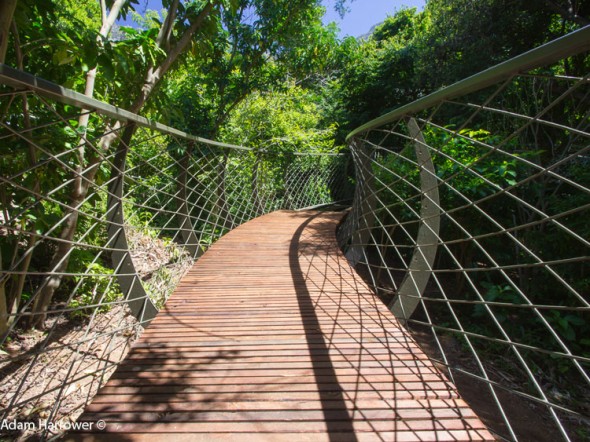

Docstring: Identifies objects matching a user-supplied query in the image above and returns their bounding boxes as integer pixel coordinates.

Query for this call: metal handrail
[339,26,590,441]
[347,25,590,140]
[0,63,249,151]
[0,63,348,157]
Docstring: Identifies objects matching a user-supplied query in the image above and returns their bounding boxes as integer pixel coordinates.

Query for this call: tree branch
[0,0,18,64]
[543,0,589,27]
[156,0,179,51]
[130,1,215,114]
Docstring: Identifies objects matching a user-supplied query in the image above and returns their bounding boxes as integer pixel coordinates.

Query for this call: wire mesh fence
[338,27,590,441]
[0,66,346,439]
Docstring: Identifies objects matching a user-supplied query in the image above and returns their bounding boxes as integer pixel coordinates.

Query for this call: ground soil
[0,305,142,441]
[0,228,192,441]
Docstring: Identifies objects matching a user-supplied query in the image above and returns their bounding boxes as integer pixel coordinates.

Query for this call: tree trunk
[27,0,127,328]
[0,0,17,63]
[251,152,264,216]
[7,22,39,328]
[29,151,104,328]
[0,253,8,339]
[78,0,127,133]
[0,0,18,339]
[129,2,214,114]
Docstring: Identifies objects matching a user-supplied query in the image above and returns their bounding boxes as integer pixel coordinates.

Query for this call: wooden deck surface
[75,210,493,441]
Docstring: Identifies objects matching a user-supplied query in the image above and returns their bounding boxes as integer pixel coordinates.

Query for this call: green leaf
[98,54,115,80]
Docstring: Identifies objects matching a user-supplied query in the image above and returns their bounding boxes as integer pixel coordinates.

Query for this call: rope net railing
[0,66,347,439]
[338,27,590,440]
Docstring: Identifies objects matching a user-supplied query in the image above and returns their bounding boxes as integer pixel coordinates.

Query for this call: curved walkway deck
[76,210,492,441]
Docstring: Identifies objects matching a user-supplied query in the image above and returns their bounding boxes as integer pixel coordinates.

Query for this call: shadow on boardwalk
[71,210,492,441]
[289,212,357,440]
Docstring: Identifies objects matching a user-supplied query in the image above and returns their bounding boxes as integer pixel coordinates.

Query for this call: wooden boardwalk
[76,210,493,441]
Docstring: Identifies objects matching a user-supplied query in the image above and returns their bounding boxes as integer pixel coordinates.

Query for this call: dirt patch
[410,327,562,441]
[126,226,194,308]
[0,225,194,440]
[0,305,142,441]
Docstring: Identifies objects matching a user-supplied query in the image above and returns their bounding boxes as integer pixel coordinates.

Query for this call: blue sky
[322,0,426,38]
[119,1,427,38]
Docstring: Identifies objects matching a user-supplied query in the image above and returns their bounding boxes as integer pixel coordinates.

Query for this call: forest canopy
[1,0,587,144]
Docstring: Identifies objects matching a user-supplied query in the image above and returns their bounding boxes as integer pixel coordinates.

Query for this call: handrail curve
[339,26,590,441]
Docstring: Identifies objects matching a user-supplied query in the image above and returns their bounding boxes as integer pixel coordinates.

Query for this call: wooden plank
[84,398,477,413]
[72,210,493,441]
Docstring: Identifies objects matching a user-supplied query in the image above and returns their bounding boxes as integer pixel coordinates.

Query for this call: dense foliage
[326,0,589,140]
